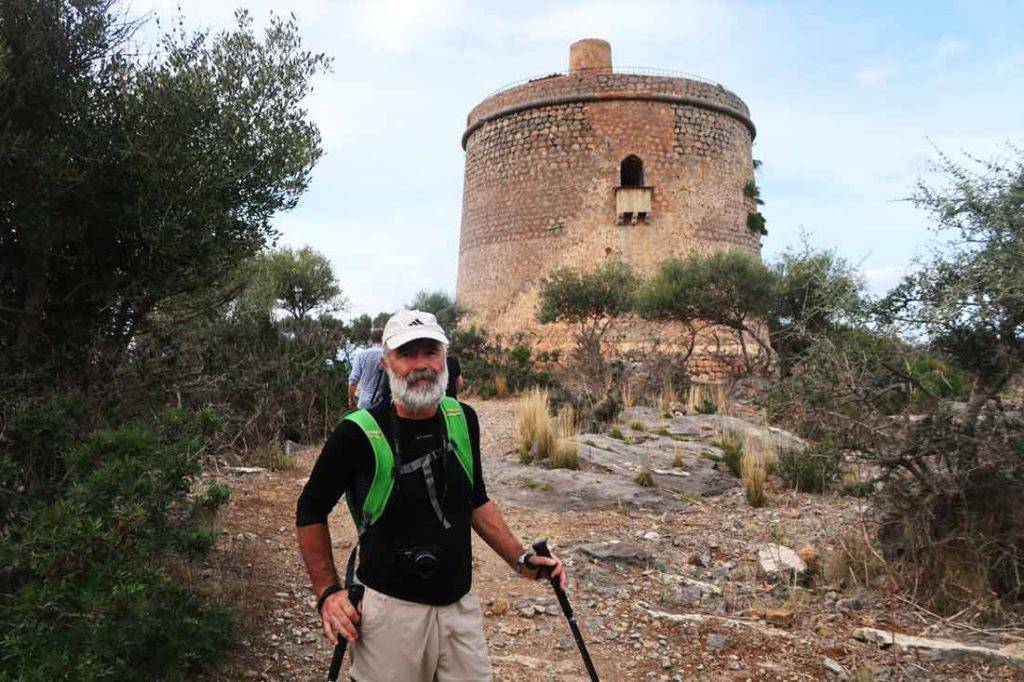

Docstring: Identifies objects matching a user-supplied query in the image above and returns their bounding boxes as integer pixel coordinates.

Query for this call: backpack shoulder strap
[440,397,474,486]
[342,409,395,529]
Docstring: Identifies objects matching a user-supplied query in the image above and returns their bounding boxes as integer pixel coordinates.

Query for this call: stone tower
[457,39,759,360]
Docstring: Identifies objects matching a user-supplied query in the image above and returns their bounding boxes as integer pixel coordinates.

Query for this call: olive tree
[637,248,776,372]
[537,257,639,377]
[0,1,330,376]
[881,146,1024,426]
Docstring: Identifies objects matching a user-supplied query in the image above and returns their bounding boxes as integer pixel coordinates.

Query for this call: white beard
[388,361,449,413]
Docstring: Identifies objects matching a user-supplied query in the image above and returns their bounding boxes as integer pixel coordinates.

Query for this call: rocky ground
[200,400,1024,680]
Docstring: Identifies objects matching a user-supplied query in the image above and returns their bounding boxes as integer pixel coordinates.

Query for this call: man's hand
[525,551,567,589]
[321,590,361,645]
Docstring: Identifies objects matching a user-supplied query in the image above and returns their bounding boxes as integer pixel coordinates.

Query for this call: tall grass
[744,435,778,475]
[514,389,579,468]
[741,450,768,507]
[715,430,745,477]
[659,385,676,414]
[494,373,509,398]
[686,382,729,415]
[634,452,655,487]
[515,388,554,463]
[622,381,636,408]
[551,405,580,469]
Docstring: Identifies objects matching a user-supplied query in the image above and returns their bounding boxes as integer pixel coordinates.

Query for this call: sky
[129,0,1024,318]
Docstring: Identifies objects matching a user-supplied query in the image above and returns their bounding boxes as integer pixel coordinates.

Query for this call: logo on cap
[409,319,424,326]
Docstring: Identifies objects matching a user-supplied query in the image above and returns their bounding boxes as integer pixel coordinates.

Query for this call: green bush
[449,325,558,398]
[0,416,233,679]
[4,393,91,494]
[777,443,841,493]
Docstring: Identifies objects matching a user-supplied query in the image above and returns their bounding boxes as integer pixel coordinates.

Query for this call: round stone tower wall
[457,45,760,369]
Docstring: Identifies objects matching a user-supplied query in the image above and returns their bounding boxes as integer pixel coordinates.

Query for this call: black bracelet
[317,584,343,614]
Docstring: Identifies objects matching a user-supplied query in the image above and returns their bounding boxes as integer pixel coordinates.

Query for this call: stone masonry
[456,39,763,375]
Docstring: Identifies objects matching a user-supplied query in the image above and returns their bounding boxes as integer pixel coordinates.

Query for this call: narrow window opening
[620,155,644,187]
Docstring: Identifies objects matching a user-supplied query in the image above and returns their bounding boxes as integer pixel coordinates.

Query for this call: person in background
[348,328,385,410]
[445,354,464,399]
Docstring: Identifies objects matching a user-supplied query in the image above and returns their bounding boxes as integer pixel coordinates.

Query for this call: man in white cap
[296,310,566,681]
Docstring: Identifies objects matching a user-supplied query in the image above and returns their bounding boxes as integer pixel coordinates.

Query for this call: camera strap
[390,407,453,530]
[396,446,452,530]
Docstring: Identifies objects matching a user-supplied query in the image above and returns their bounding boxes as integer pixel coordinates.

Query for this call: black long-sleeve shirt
[296,401,488,605]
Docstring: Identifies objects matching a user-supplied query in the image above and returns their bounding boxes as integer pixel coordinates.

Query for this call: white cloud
[863,266,914,295]
[351,0,466,54]
[935,36,969,59]
[521,0,734,47]
[855,62,893,87]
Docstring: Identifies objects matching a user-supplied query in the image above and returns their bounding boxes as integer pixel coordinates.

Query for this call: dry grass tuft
[824,529,888,590]
[493,373,509,398]
[254,444,297,471]
[686,382,730,415]
[550,405,580,470]
[622,381,636,408]
[741,451,767,507]
[744,436,778,475]
[659,385,676,414]
[634,467,655,487]
[672,445,684,469]
[515,388,554,463]
[634,453,656,487]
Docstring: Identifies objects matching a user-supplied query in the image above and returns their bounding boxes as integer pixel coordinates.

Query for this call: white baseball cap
[382,310,450,350]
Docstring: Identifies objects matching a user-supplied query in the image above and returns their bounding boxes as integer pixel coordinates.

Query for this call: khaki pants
[350,587,493,681]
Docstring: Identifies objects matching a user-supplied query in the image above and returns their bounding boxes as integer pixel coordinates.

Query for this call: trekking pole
[326,584,365,682]
[532,539,600,682]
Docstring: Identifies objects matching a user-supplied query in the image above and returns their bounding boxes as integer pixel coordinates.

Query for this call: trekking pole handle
[326,584,365,682]
[531,539,559,584]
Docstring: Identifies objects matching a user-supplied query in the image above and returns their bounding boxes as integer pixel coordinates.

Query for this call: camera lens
[412,550,438,579]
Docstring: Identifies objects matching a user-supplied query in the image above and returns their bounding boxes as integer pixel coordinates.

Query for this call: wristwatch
[317,584,343,614]
[514,550,537,577]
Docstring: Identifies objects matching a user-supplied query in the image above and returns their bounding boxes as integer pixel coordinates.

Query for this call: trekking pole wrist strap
[317,584,343,614]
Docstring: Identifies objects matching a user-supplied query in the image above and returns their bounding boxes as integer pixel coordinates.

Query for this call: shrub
[777,443,841,493]
[609,427,625,440]
[714,431,745,478]
[591,392,622,424]
[450,326,557,399]
[2,392,91,516]
[0,416,233,679]
[877,409,1024,612]
[630,421,645,431]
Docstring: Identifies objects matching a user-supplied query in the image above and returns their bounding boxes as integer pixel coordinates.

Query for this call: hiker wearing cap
[296,310,566,681]
[348,328,385,411]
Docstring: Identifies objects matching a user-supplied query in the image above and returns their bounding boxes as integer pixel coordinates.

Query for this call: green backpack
[342,396,474,534]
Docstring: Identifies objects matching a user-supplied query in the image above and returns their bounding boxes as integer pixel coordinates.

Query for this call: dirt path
[202,400,1020,681]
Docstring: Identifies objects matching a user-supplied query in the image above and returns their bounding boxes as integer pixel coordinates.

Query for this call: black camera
[399,546,442,580]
